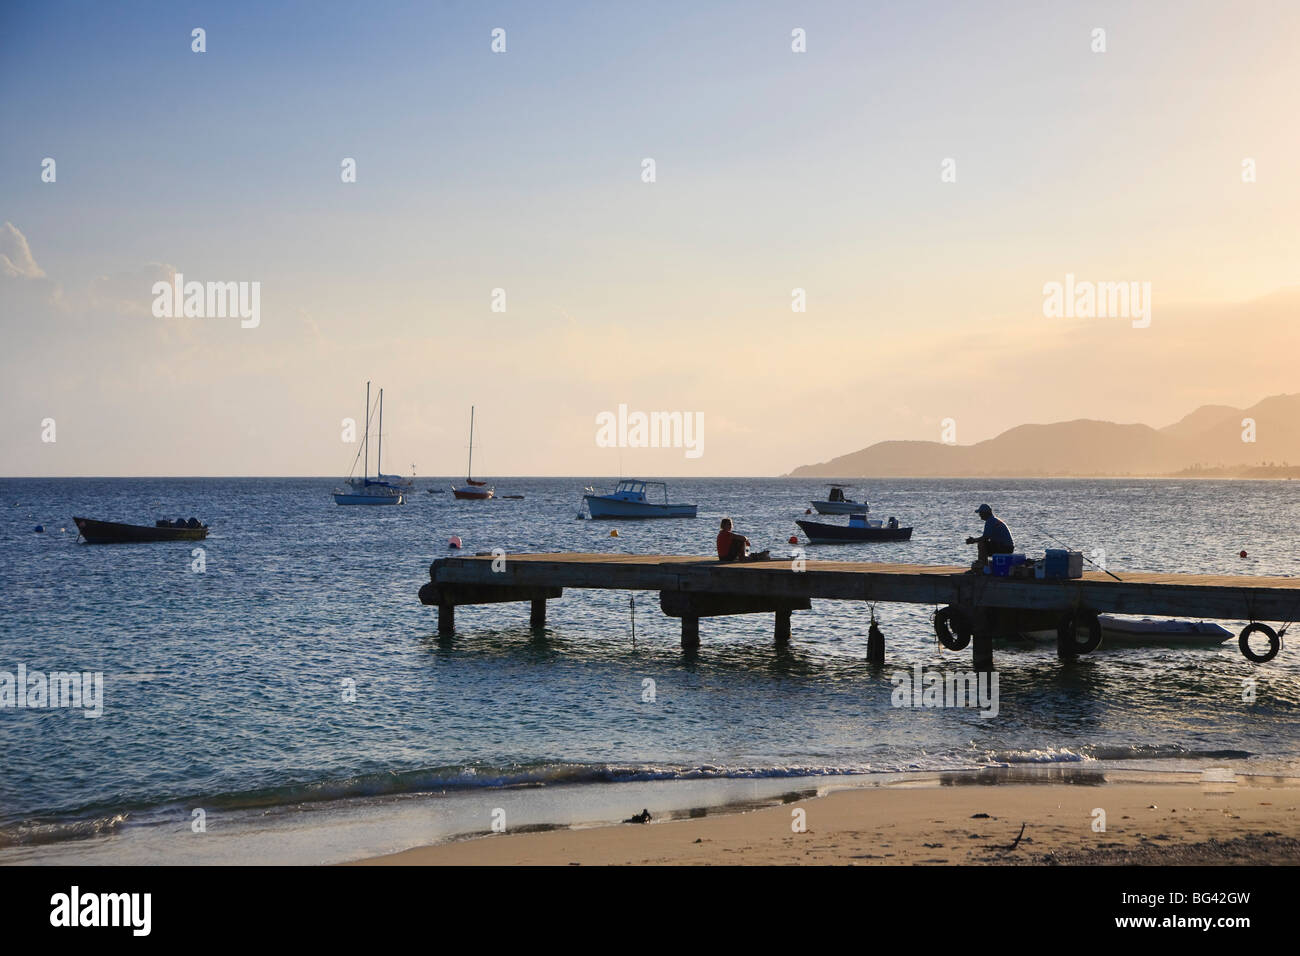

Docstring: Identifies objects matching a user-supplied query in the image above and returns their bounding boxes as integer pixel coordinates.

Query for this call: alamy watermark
[595,404,704,459]
[891,664,999,718]
[1,664,103,718]
[1042,273,1150,328]
[151,273,261,328]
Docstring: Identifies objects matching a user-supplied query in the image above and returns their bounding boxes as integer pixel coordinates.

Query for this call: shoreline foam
[348,767,1300,866]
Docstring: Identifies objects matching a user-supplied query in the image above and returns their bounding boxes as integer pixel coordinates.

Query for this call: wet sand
[351,776,1300,865]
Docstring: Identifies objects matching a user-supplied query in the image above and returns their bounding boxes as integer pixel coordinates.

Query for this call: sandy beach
[352,774,1300,865]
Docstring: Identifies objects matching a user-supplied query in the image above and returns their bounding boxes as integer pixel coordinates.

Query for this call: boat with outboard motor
[796,513,912,543]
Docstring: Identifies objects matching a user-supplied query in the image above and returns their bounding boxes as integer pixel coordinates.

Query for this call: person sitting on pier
[966,503,1014,571]
[717,517,770,562]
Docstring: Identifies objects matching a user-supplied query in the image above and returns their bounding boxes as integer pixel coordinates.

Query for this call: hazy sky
[2,0,1298,476]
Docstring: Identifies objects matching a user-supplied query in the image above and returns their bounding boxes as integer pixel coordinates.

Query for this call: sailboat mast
[364,381,370,483]
[467,405,475,480]
[378,388,384,479]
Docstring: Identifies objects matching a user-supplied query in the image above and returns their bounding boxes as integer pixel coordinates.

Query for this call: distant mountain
[788,394,1300,478]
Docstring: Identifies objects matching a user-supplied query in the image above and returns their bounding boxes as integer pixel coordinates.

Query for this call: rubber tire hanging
[935,605,972,651]
[1057,608,1102,655]
[1238,622,1280,663]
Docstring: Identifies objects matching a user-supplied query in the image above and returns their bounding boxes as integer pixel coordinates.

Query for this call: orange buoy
[805,508,812,515]
[788,535,799,545]
[448,536,462,549]
[610,529,619,537]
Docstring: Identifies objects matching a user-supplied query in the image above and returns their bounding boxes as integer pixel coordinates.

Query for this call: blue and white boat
[333,383,404,506]
[583,480,697,519]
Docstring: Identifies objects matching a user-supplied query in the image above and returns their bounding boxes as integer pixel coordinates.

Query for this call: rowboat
[74,516,208,544]
[584,480,697,518]
[796,514,911,543]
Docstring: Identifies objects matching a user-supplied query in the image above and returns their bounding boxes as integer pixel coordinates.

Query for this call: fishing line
[1019,519,1123,582]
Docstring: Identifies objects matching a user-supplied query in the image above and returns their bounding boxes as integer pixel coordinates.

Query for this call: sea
[2,477,1298,864]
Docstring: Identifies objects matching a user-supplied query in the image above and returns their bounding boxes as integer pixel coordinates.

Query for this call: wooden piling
[682,616,700,648]
[529,598,547,629]
[775,608,792,644]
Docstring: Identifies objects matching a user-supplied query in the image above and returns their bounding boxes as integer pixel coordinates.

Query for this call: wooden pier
[418,553,1300,667]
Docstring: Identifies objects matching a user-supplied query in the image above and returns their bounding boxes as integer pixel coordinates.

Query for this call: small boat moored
[584,480,697,519]
[451,405,494,500]
[1024,616,1234,647]
[796,513,912,543]
[811,485,869,515]
[334,382,404,506]
[74,516,208,544]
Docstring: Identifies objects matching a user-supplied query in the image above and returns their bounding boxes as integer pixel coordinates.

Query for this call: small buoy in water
[805,508,812,515]
[788,535,799,545]
[448,536,462,549]
[1240,550,1248,559]
[610,529,619,537]
[34,525,44,533]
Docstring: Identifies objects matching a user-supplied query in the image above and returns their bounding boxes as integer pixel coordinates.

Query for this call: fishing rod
[1026,522,1124,582]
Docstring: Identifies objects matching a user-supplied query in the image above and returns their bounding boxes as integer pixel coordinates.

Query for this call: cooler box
[990,553,1027,577]
[1044,549,1084,578]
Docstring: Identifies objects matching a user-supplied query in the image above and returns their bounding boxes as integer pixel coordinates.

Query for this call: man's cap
[976,503,993,516]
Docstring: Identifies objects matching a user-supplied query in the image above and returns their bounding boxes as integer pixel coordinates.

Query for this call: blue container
[991,553,1019,576]
[1044,549,1069,578]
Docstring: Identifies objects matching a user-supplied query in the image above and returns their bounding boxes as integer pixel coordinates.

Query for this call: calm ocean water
[2,477,1298,863]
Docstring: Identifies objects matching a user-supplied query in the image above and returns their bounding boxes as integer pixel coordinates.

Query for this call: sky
[2,0,1298,476]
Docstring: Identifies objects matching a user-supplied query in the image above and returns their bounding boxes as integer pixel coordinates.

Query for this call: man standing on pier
[966,503,1014,571]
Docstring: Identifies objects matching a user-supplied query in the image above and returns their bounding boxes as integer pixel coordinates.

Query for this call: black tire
[1057,608,1102,655]
[1239,623,1280,663]
[935,606,972,651]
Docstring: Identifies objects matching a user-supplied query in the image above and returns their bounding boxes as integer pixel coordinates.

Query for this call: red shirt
[717,529,735,559]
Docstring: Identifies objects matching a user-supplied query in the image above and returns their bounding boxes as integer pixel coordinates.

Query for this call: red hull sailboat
[451,406,494,500]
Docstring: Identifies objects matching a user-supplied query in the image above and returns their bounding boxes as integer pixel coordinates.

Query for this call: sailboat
[334,382,404,505]
[451,406,494,500]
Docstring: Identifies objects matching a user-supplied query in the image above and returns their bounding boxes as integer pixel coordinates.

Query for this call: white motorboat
[584,480,697,519]
[810,485,868,515]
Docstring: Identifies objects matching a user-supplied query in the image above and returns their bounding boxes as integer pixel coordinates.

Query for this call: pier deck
[419,553,1300,666]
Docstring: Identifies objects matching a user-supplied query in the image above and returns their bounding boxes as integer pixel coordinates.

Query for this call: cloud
[0,222,45,279]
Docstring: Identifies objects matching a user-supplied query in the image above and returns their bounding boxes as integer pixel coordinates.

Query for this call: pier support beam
[681,616,700,648]
[661,591,811,649]
[972,631,993,673]
[419,582,562,636]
